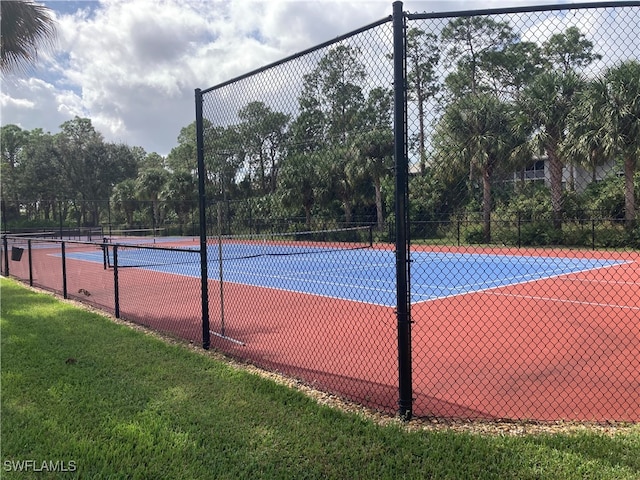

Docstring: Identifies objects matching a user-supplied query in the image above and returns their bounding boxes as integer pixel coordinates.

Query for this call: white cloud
[1,77,84,134]
[1,0,638,156]
[0,92,36,110]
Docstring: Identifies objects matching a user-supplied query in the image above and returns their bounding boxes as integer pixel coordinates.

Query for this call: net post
[102,238,108,270]
[196,88,211,350]
[393,0,412,422]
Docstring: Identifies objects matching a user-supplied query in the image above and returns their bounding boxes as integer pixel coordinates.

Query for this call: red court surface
[3,241,638,422]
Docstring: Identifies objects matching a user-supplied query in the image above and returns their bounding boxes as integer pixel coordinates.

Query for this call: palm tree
[355,87,394,231]
[355,129,393,231]
[136,168,169,233]
[279,152,322,229]
[330,143,362,225]
[165,171,197,234]
[436,93,521,243]
[571,61,640,229]
[111,179,138,227]
[564,80,609,185]
[1,0,57,74]
[516,70,584,230]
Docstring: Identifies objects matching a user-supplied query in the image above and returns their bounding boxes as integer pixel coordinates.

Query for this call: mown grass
[1,277,639,479]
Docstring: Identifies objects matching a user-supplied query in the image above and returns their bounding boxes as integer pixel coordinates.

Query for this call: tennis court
[6,234,639,421]
[76,237,627,307]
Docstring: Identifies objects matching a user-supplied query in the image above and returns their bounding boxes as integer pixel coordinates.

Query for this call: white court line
[483,291,640,311]
[560,277,640,286]
[221,264,398,306]
[410,260,632,305]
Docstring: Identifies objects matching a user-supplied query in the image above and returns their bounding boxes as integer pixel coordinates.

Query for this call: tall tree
[441,16,517,98]
[111,179,138,227]
[18,129,65,221]
[238,101,290,194]
[440,17,522,196]
[544,26,602,191]
[301,45,366,144]
[294,45,370,224]
[543,26,602,75]
[405,27,440,173]
[356,87,394,230]
[0,124,28,221]
[516,71,584,230]
[55,117,106,226]
[167,123,197,173]
[165,170,197,234]
[136,168,169,231]
[515,26,600,230]
[564,79,609,184]
[436,93,521,242]
[571,60,640,229]
[1,0,57,73]
[55,117,136,226]
[206,126,244,201]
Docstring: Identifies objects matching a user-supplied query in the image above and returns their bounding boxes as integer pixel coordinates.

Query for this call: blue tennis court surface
[66,246,625,307]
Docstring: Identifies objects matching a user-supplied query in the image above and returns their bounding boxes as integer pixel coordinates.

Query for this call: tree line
[2,16,639,246]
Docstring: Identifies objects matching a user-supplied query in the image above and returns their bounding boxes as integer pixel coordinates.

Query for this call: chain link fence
[197,1,639,422]
[3,1,639,423]
[404,1,639,422]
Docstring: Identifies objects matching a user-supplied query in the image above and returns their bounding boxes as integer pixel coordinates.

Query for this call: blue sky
[1,0,634,157]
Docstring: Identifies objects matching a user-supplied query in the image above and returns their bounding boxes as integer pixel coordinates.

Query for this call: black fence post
[393,0,412,421]
[28,239,33,286]
[61,242,68,299]
[59,200,63,239]
[196,88,211,350]
[3,235,8,277]
[102,240,108,270]
[113,245,120,318]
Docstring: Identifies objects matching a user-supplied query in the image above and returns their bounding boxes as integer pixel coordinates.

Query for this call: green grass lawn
[1,277,639,479]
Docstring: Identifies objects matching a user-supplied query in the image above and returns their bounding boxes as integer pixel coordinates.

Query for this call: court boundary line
[54,248,633,309]
[219,267,397,308]
[558,276,640,286]
[411,260,632,305]
[483,291,640,311]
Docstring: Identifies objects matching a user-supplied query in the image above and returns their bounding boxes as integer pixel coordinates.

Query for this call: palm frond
[1,0,57,74]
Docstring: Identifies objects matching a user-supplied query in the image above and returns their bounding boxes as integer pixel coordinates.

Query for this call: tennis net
[104,225,373,269]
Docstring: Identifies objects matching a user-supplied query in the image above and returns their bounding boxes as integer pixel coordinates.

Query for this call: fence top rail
[199,0,640,96]
[199,15,392,95]
[1,235,201,254]
[407,0,640,19]
[1,231,57,238]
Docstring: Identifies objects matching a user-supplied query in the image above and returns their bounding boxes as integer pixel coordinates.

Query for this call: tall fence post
[393,0,412,421]
[196,88,211,350]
